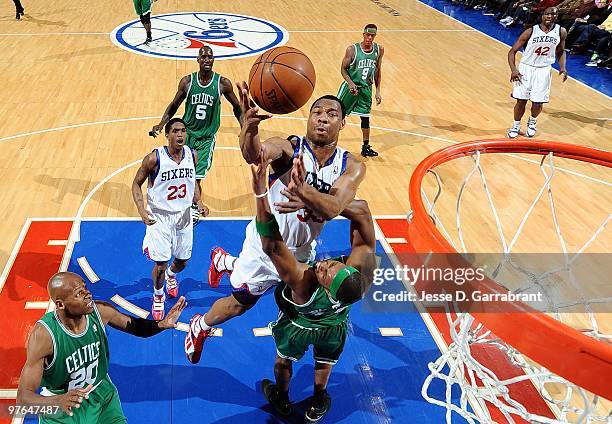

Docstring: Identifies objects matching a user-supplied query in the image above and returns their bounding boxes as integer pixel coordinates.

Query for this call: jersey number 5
[167,184,187,200]
[534,46,550,56]
[196,105,207,120]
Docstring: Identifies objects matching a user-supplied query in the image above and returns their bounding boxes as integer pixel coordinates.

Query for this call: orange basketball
[248,46,316,115]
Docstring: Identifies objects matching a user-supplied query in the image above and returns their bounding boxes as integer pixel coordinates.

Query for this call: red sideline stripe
[0,221,71,424]
[376,218,554,423]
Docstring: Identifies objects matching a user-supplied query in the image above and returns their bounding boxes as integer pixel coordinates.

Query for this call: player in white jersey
[184,89,366,364]
[507,7,568,139]
[132,118,207,320]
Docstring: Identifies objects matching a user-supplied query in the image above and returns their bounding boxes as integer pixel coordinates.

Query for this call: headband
[329,266,360,299]
[364,27,377,34]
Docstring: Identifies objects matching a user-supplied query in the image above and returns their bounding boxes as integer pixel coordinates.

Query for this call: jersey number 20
[167,184,187,200]
[68,359,99,391]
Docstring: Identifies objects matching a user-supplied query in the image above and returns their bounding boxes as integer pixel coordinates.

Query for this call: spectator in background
[566,0,611,47]
[557,0,598,28]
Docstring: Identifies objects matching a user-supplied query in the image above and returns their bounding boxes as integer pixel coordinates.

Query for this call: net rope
[417,150,611,423]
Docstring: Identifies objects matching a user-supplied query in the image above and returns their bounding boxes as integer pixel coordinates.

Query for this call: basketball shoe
[152,294,165,321]
[165,270,179,298]
[305,392,331,423]
[361,144,378,157]
[262,379,292,416]
[208,247,232,288]
[526,117,537,137]
[184,314,215,364]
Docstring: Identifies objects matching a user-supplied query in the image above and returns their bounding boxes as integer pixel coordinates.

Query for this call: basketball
[248,46,316,115]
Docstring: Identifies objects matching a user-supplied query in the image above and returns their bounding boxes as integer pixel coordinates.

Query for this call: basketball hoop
[407,140,612,423]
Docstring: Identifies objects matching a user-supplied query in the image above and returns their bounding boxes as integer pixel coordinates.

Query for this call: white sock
[528,116,537,123]
[197,314,212,332]
[512,120,521,129]
[213,250,236,272]
[166,267,176,277]
[154,287,164,296]
[225,255,236,271]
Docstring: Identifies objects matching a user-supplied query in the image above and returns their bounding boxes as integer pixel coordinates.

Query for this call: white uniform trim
[36,320,57,371]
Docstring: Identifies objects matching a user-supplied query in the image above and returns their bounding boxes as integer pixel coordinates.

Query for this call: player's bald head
[48,272,83,300]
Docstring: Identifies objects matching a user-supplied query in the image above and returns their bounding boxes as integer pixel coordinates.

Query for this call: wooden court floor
[0,0,610,420]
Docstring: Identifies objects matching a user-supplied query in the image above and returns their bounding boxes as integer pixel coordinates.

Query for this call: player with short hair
[16,272,185,423]
[337,23,385,157]
[250,149,375,422]
[183,85,366,364]
[507,7,568,138]
[151,46,243,224]
[132,118,205,319]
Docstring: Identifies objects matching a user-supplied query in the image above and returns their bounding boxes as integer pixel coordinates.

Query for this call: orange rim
[408,139,612,400]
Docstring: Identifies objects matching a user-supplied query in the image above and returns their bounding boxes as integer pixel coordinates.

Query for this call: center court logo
[110,12,288,60]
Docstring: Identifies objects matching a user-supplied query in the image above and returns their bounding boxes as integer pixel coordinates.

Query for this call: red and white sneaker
[166,272,179,298]
[152,294,165,321]
[208,247,231,288]
[184,314,215,364]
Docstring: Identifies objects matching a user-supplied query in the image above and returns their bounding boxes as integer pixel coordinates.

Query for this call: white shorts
[142,207,193,262]
[512,63,552,103]
[230,220,316,297]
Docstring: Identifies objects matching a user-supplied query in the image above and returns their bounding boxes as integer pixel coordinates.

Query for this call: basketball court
[0,0,610,423]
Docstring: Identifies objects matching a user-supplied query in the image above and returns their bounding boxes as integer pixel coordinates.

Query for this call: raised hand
[235,81,272,129]
[159,296,187,329]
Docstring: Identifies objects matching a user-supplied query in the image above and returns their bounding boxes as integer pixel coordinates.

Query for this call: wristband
[254,190,268,198]
[255,218,279,237]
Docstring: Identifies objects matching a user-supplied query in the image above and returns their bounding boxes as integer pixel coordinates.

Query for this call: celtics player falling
[338,24,385,158]
[16,272,186,422]
[151,46,243,223]
[250,149,375,422]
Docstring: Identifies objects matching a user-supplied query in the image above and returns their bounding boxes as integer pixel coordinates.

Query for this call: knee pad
[139,14,146,25]
[141,12,151,25]
[360,116,370,129]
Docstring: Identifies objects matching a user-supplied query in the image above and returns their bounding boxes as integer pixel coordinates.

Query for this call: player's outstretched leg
[208,246,236,288]
[184,313,216,364]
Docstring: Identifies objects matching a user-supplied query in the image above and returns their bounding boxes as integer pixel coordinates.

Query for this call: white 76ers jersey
[521,24,560,67]
[267,137,348,250]
[147,146,196,213]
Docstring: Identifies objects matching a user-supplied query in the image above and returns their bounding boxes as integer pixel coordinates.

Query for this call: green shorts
[40,378,126,424]
[337,81,373,117]
[187,135,216,180]
[133,0,152,16]
[270,313,347,365]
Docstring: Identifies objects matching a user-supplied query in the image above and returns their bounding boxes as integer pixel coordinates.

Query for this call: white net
[416,149,612,423]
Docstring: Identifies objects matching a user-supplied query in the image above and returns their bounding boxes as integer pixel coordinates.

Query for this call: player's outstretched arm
[132,153,158,226]
[151,75,190,137]
[283,154,366,221]
[251,148,308,290]
[341,199,376,288]
[96,298,186,336]
[17,324,93,416]
[508,28,533,82]
[220,76,243,127]
[235,81,295,166]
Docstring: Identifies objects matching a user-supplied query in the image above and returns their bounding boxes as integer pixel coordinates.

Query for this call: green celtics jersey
[274,282,351,329]
[347,42,379,88]
[183,71,222,140]
[37,305,110,394]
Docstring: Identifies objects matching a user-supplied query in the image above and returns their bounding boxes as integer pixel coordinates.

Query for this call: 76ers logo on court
[110,12,288,60]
